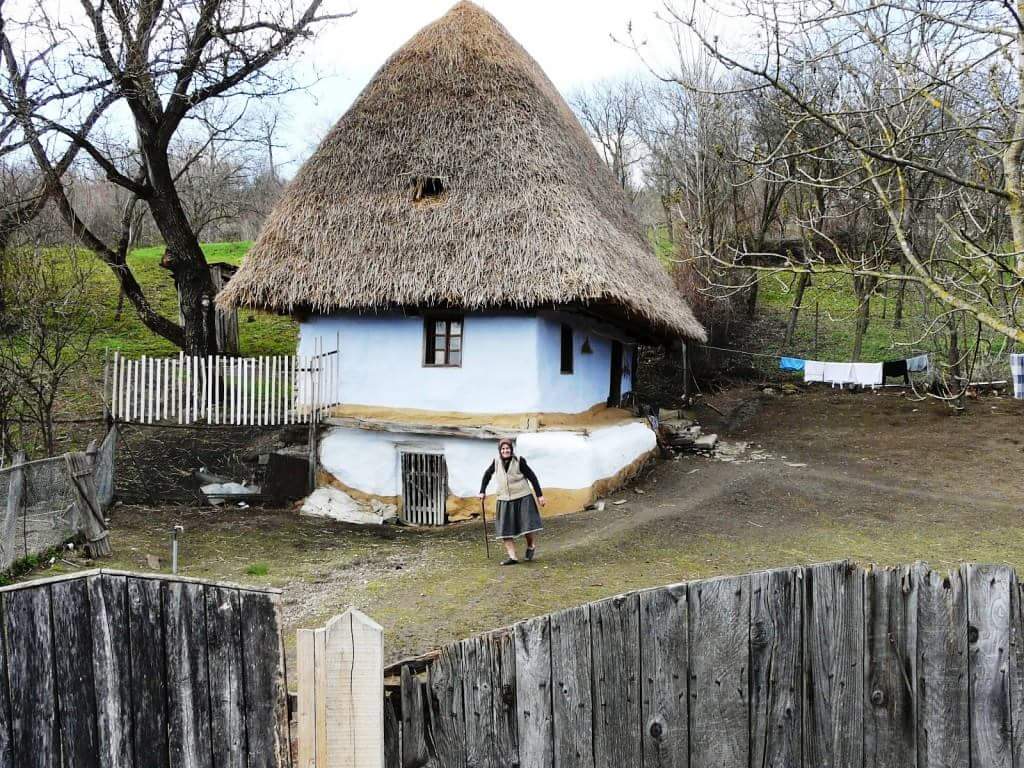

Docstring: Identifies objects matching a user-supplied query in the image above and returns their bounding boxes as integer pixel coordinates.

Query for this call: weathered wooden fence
[381,560,1024,768]
[0,569,291,767]
[107,344,340,426]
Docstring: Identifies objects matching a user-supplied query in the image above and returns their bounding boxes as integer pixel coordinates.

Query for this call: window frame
[560,323,574,375]
[423,315,464,368]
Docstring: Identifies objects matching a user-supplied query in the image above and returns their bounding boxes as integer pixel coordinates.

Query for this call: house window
[560,324,573,374]
[424,316,463,366]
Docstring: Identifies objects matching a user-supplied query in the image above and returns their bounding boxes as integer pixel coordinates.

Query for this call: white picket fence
[107,343,340,426]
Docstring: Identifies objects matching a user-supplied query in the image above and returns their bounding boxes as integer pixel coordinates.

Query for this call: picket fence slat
[550,605,593,768]
[105,349,339,426]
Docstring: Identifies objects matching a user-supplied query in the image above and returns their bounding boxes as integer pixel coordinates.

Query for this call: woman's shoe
[525,547,536,561]
[500,557,519,566]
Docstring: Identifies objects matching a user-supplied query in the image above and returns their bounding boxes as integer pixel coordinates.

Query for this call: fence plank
[689,576,749,768]
[0,583,12,766]
[750,567,802,768]
[324,610,384,768]
[165,581,214,768]
[52,577,101,768]
[1013,575,1024,768]
[550,605,593,768]
[515,616,553,768]
[5,585,59,768]
[916,565,968,768]
[384,693,401,768]
[640,583,688,768]
[864,565,918,768]
[297,630,316,768]
[426,643,466,768]
[89,573,134,768]
[965,563,1013,768]
[240,589,292,768]
[207,586,247,768]
[591,592,641,768]
[128,577,170,768]
[803,561,864,768]
[462,636,497,768]
[401,667,431,768]
[490,631,519,767]
[315,628,328,768]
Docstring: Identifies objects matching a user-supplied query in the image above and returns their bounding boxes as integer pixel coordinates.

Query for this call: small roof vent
[411,176,445,203]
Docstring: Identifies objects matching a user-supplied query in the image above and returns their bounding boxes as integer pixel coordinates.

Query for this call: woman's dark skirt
[495,495,543,540]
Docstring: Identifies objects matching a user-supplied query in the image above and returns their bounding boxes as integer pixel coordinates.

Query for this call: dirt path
[38,385,1024,664]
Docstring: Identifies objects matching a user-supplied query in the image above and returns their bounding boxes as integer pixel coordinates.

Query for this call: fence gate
[400,451,446,526]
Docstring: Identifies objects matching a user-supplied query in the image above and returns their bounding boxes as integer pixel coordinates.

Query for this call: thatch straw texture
[218,1,705,342]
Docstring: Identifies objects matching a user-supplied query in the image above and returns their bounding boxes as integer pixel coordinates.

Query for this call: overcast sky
[275,0,685,170]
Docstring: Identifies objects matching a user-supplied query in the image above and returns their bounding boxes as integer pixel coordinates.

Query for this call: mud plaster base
[317,447,657,524]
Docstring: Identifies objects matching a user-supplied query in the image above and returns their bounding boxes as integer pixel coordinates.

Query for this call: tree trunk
[851,275,877,362]
[745,276,759,317]
[143,151,217,355]
[893,265,906,329]
[784,272,810,348]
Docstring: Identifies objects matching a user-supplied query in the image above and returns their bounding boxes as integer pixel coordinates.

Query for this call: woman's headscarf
[498,437,515,454]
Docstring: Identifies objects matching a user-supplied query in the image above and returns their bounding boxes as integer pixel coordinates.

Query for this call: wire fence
[0,426,116,570]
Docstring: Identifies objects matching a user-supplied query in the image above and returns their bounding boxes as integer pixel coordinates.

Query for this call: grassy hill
[92,241,296,360]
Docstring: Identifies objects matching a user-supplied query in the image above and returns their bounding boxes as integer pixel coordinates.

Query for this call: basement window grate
[400,451,447,526]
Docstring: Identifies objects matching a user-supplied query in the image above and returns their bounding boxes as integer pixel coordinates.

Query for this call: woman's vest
[493,456,533,501]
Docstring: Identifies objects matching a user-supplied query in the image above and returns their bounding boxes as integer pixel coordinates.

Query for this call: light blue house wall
[298,311,633,414]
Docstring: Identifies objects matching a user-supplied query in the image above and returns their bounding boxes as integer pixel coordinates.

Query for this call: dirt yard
[36,386,1024,665]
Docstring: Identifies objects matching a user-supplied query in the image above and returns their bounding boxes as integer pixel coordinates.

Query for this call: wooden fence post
[1,451,26,570]
[65,452,112,558]
[296,609,384,768]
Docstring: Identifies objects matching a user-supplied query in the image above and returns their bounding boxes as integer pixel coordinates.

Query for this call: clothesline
[698,343,926,366]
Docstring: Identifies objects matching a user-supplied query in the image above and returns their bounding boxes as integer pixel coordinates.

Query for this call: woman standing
[478,438,546,565]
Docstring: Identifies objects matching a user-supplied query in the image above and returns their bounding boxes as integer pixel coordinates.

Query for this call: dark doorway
[608,340,623,406]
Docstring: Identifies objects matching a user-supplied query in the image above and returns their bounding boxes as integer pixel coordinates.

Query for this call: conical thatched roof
[218,1,705,343]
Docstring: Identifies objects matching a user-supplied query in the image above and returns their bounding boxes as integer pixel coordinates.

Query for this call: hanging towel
[906,353,929,373]
[804,360,826,382]
[882,359,908,380]
[851,362,883,387]
[1012,353,1024,399]
[780,357,805,372]
[822,362,852,386]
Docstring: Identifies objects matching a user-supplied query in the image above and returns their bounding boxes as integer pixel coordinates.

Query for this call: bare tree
[571,77,647,197]
[0,247,101,456]
[0,0,351,354]
[656,0,1024,354]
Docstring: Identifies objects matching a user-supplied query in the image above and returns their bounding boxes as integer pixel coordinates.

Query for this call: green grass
[92,241,297,360]
[246,562,270,577]
[757,271,928,362]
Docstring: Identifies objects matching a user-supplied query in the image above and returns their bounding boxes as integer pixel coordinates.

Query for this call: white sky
[275,0,685,170]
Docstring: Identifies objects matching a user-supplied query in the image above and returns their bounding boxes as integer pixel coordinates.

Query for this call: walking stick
[480,496,491,559]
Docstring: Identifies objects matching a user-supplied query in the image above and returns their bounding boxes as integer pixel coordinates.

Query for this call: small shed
[177,261,239,355]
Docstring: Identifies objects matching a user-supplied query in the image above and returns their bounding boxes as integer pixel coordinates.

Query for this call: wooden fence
[0,569,291,768]
[381,560,1024,768]
[107,343,340,426]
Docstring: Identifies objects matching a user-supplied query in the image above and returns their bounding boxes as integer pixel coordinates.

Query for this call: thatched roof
[218,1,705,343]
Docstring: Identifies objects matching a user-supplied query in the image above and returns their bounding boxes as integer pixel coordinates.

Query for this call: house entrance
[608,340,623,406]
[400,451,447,525]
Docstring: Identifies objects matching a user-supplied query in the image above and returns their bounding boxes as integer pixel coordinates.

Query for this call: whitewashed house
[219,1,705,524]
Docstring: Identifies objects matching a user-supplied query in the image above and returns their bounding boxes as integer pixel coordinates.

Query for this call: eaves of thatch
[217,1,706,344]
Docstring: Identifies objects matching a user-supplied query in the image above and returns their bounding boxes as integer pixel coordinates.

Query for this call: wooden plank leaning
[65,450,112,558]
[1,451,26,570]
